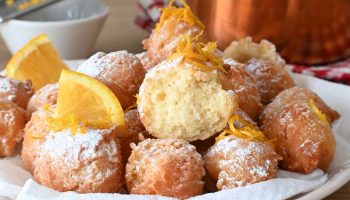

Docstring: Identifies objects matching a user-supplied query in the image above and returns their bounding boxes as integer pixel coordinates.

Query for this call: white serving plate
[0,60,349,199]
[287,73,350,200]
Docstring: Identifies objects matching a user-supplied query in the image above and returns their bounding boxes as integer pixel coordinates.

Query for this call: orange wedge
[6,34,67,91]
[55,69,128,137]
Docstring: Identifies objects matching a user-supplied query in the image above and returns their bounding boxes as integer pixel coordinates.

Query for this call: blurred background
[1,0,350,84]
[93,0,147,52]
[0,0,147,66]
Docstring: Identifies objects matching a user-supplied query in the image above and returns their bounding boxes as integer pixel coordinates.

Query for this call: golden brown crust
[136,52,159,71]
[98,52,146,109]
[0,76,34,109]
[0,100,26,157]
[22,108,51,172]
[121,109,151,164]
[219,59,263,120]
[77,51,146,109]
[33,128,123,193]
[125,139,205,199]
[246,59,295,105]
[143,17,207,68]
[204,136,280,190]
[192,109,257,155]
[260,100,336,173]
[260,87,340,124]
[27,83,58,115]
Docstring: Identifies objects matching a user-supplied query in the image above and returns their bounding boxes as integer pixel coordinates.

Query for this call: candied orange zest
[44,104,87,135]
[46,111,88,135]
[308,99,328,124]
[215,115,275,147]
[169,34,226,73]
[30,104,87,139]
[42,103,52,112]
[155,0,204,32]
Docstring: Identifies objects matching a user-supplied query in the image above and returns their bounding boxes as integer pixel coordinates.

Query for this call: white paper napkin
[16,179,176,200]
[190,170,327,200]
[0,157,31,200]
[14,170,327,200]
[0,72,349,200]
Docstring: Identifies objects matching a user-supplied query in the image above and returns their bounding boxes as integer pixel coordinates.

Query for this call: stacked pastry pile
[0,1,340,199]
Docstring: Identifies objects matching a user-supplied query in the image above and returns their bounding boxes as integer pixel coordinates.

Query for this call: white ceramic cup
[0,0,109,60]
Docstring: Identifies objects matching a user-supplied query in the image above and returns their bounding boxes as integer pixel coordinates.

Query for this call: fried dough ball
[204,136,280,190]
[0,76,34,109]
[192,109,256,155]
[219,58,263,120]
[0,100,26,157]
[246,59,295,105]
[27,83,58,115]
[125,138,205,199]
[260,97,336,173]
[77,51,146,109]
[260,87,340,124]
[136,52,158,71]
[223,37,285,67]
[143,22,207,68]
[33,127,123,193]
[22,107,51,172]
[142,4,207,68]
[223,37,295,104]
[138,58,237,142]
[121,109,151,163]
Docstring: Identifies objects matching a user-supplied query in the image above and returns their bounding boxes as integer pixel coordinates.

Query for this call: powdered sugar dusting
[77,52,106,77]
[39,128,119,164]
[223,58,262,118]
[246,59,295,104]
[223,58,240,66]
[31,117,123,192]
[204,136,279,190]
[0,78,15,93]
[299,139,319,157]
[77,51,140,78]
[0,77,23,101]
[125,139,205,198]
[42,83,58,92]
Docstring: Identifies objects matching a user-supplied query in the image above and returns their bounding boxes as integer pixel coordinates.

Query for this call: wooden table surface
[0,0,350,199]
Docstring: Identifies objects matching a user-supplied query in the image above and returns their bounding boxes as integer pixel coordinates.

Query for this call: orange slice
[55,69,127,137]
[6,34,67,91]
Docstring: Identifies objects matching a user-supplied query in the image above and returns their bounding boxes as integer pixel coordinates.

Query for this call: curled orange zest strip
[308,99,328,124]
[215,115,275,147]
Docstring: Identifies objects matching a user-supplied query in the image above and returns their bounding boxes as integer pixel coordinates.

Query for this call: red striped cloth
[135,0,168,31]
[291,59,350,85]
[135,0,350,85]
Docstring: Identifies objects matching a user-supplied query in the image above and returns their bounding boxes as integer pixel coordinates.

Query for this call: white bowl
[0,0,109,59]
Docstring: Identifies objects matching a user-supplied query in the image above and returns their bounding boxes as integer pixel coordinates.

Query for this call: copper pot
[189,0,350,65]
